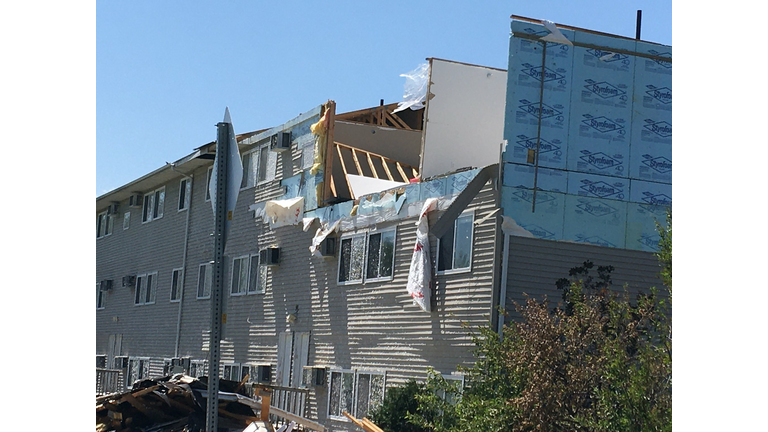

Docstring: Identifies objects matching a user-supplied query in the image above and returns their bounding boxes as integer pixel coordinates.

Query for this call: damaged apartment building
[96,16,671,432]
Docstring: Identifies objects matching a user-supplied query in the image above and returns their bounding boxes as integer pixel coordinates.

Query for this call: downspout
[170,163,194,358]
[497,233,511,339]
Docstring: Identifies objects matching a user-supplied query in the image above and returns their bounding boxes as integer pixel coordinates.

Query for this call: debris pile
[96,374,272,432]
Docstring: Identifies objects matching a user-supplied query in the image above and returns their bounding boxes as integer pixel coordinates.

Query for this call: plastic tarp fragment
[310,219,340,257]
[501,215,535,238]
[406,198,438,312]
[393,63,430,114]
[540,20,573,46]
[264,196,304,228]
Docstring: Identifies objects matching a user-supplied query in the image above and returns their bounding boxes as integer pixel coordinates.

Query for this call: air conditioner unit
[270,131,292,152]
[170,357,190,374]
[319,237,336,257]
[302,366,327,387]
[114,356,129,369]
[122,275,136,288]
[259,247,280,266]
[96,355,107,368]
[128,193,144,208]
[99,280,113,291]
[256,364,272,384]
[107,202,120,215]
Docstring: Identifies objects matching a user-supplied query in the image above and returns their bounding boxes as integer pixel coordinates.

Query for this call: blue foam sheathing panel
[501,185,566,241]
[502,20,671,251]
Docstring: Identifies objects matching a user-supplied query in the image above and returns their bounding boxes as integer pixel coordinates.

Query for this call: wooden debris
[342,411,385,432]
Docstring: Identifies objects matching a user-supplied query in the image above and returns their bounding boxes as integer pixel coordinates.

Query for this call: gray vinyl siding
[503,235,665,322]
[96,152,498,431]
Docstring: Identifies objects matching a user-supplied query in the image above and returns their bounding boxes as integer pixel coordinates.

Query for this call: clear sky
[96,0,671,196]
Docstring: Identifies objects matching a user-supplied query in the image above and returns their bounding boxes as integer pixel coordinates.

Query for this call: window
[437,212,474,274]
[123,212,130,230]
[230,256,249,296]
[178,177,192,211]
[142,186,165,223]
[170,268,183,302]
[438,374,465,405]
[134,272,157,305]
[96,211,113,238]
[96,283,105,309]
[189,360,207,378]
[197,263,212,299]
[230,254,266,296]
[249,254,266,294]
[338,229,397,285]
[327,369,386,421]
[205,166,213,201]
[365,230,396,282]
[241,142,274,189]
[221,363,252,382]
[127,357,150,386]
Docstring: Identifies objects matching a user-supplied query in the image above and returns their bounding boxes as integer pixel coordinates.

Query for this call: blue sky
[96,0,671,196]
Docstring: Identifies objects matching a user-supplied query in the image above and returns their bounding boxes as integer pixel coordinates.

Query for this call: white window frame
[363,228,397,283]
[178,177,192,211]
[170,268,184,302]
[248,253,266,295]
[230,255,249,296]
[205,166,213,202]
[438,373,465,405]
[327,369,386,421]
[123,211,130,230]
[134,271,157,306]
[353,370,387,419]
[221,362,242,381]
[256,142,273,185]
[337,228,397,285]
[197,262,212,299]
[96,282,105,310]
[127,357,151,386]
[142,186,165,223]
[327,369,356,421]
[96,211,113,239]
[189,359,207,378]
[436,210,475,275]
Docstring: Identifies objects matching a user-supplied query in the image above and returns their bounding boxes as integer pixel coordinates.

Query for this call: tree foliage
[372,216,672,432]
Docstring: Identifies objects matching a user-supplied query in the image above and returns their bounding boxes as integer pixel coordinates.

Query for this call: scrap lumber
[342,411,385,432]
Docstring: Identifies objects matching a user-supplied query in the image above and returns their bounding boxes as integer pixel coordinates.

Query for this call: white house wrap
[406,197,438,312]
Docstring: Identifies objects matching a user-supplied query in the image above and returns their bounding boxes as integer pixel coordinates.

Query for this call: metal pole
[206,121,229,432]
[532,40,547,213]
[636,10,642,40]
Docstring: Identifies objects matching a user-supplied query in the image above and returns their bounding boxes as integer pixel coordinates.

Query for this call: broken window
[127,357,150,386]
[437,211,474,273]
[327,369,386,421]
[327,370,355,420]
[365,229,396,281]
[338,234,366,284]
[197,263,212,299]
[339,228,397,285]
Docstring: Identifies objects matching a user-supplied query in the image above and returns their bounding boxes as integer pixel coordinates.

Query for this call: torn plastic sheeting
[302,217,317,232]
[348,174,407,200]
[335,195,454,233]
[406,198,438,312]
[264,196,304,228]
[501,215,535,238]
[540,20,573,46]
[358,192,396,215]
[310,219,340,257]
[393,63,430,114]
[249,201,267,221]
